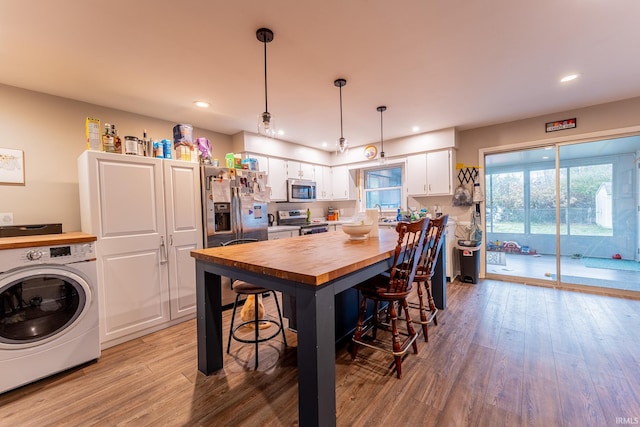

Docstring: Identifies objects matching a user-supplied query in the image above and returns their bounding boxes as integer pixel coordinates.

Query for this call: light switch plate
[0,213,14,225]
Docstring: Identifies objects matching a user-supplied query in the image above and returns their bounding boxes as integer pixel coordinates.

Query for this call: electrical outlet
[0,213,13,225]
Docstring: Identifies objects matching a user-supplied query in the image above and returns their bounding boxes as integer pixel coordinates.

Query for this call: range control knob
[26,249,44,261]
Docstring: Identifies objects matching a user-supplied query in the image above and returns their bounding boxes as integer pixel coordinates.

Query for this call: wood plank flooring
[2,279,640,426]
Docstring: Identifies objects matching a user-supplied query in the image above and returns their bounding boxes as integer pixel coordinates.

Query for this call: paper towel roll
[366,209,379,237]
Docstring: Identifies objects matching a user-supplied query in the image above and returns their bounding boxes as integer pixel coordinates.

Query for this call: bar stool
[351,218,428,379]
[222,239,288,369]
[411,215,448,341]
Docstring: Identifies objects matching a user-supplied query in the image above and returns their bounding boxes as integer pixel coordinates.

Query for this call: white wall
[0,83,232,232]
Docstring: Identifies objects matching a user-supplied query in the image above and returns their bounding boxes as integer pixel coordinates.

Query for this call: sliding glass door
[484,135,640,295]
[485,147,558,283]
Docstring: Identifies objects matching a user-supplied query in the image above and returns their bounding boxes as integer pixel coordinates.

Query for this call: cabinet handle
[160,236,168,264]
[169,234,174,246]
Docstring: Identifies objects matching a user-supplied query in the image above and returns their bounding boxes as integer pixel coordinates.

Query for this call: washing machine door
[0,266,91,348]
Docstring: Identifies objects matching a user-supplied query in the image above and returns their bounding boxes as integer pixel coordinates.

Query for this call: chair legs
[351,294,418,379]
[413,278,438,342]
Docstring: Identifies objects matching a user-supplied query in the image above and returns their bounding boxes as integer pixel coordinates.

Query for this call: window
[363,166,403,210]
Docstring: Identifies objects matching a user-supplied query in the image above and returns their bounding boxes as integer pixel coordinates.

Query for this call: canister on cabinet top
[124,136,138,155]
[162,139,172,159]
[153,141,164,158]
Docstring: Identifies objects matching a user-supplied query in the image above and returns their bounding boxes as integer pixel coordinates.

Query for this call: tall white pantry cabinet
[78,151,203,348]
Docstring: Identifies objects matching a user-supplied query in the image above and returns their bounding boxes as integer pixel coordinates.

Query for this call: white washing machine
[0,241,99,393]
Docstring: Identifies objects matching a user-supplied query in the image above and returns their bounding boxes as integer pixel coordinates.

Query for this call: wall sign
[546,118,576,132]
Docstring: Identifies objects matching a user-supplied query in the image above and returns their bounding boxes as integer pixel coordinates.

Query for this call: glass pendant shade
[258,111,276,137]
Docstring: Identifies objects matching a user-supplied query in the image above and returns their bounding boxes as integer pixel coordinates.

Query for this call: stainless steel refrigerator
[200,165,268,305]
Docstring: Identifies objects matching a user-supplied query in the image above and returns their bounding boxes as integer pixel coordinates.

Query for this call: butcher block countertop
[0,231,97,250]
[191,228,399,286]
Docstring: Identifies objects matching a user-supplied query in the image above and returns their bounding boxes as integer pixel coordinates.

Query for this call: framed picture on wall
[0,148,25,185]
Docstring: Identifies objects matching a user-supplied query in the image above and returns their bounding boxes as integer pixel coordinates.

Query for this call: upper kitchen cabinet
[332,165,357,200]
[268,157,287,201]
[406,149,455,196]
[286,160,315,180]
[315,165,332,200]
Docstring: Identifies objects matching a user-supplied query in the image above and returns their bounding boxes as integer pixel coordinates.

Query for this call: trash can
[458,240,481,284]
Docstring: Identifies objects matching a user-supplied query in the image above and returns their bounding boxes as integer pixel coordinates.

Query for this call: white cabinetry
[77,151,202,348]
[426,149,454,195]
[407,153,428,196]
[315,165,332,200]
[268,230,297,240]
[406,149,455,196]
[268,157,287,201]
[331,166,357,200]
[286,160,315,180]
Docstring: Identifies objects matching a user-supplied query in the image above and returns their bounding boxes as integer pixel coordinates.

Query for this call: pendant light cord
[380,108,384,152]
[263,40,268,113]
[339,85,344,139]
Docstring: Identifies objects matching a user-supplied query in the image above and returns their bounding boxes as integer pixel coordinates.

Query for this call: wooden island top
[191,228,399,286]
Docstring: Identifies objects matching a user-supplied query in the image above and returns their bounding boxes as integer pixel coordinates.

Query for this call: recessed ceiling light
[194,101,210,108]
[560,74,580,83]
[278,130,285,136]
[322,142,328,147]
[412,126,420,132]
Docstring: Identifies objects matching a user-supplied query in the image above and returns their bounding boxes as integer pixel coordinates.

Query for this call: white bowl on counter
[341,222,373,240]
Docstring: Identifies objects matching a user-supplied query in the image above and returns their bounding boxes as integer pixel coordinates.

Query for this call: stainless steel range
[277,210,328,235]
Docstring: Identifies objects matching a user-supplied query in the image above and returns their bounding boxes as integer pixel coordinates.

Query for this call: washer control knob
[26,249,43,260]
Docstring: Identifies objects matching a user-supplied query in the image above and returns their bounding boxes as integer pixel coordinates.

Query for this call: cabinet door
[78,151,170,346]
[268,157,287,201]
[164,160,203,320]
[426,150,453,195]
[315,165,331,200]
[331,166,356,200]
[299,162,315,180]
[406,153,427,196]
[286,160,301,179]
[268,230,294,240]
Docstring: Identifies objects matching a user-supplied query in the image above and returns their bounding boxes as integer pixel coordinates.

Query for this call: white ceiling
[2,0,640,152]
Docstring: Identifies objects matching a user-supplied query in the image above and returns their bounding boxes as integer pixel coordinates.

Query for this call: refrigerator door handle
[236,188,244,239]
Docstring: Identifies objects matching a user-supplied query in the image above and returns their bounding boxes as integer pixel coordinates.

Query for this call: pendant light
[257,28,276,137]
[334,78,348,154]
[377,105,387,164]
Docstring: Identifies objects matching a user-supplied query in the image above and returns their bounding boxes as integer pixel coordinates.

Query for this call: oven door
[287,179,316,203]
[0,266,91,349]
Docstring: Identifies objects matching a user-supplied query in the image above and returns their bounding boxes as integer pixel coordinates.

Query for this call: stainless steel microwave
[287,179,316,203]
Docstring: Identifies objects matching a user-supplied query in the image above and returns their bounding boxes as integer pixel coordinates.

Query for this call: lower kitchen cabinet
[268,230,297,240]
[78,151,202,348]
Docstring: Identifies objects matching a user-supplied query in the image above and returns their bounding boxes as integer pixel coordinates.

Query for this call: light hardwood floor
[1,279,640,426]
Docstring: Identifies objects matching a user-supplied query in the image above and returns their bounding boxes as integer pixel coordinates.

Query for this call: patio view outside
[483,137,640,295]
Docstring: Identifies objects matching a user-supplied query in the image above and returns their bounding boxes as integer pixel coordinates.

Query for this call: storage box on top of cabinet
[77,151,203,348]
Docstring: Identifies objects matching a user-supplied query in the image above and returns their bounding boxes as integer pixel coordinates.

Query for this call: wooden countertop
[0,231,97,250]
[191,228,399,286]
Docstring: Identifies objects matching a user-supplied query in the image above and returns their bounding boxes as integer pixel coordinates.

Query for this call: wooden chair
[351,218,429,379]
[411,214,448,342]
[223,239,288,369]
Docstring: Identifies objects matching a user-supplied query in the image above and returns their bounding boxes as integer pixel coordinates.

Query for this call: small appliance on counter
[278,210,328,235]
[0,223,62,238]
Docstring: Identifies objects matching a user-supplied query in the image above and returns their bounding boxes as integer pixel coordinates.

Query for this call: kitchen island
[191,228,401,427]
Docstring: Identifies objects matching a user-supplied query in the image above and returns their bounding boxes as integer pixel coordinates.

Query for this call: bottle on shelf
[102,123,115,153]
[112,124,122,154]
